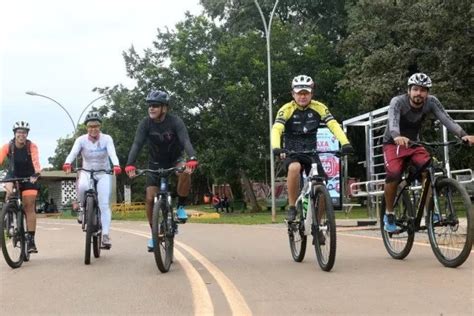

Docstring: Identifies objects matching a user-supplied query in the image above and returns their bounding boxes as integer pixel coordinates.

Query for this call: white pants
[77,172,112,235]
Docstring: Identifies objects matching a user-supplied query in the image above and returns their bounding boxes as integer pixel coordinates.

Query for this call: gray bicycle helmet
[146,90,170,105]
[12,120,30,132]
[407,73,432,88]
[84,111,102,124]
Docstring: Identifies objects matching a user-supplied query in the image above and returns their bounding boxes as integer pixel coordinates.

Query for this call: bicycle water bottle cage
[430,157,444,172]
[404,165,418,183]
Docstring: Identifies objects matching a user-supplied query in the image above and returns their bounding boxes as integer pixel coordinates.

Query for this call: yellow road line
[177,241,252,316]
[111,227,215,315]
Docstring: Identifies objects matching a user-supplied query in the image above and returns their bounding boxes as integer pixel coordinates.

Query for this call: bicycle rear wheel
[84,196,94,265]
[312,185,336,272]
[427,178,474,268]
[380,189,415,260]
[152,198,173,273]
[0,204,25,268]
[288,201,307,262]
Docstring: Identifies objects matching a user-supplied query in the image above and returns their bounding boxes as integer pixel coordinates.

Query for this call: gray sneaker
[77,207,84,224]
[102,234,111,249]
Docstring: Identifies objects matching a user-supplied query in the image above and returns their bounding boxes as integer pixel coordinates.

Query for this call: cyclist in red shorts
[0,121,41,252]
[382,73,474,232]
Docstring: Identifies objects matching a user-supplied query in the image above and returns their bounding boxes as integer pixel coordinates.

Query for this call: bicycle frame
[297,162,325,236]
[395,142,456,231]
[381,139,473,267]
[77,168,109,232]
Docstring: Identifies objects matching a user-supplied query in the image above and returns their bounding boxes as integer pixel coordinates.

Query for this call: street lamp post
[25,91,105,134]
[26,91,106,168]
[253,0,280,223]
[25,91,76,134]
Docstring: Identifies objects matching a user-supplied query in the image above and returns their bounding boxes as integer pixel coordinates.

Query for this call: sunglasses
[148,103,167,108]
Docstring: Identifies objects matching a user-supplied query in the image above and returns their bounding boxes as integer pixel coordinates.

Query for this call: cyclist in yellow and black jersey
[271,75,354,222]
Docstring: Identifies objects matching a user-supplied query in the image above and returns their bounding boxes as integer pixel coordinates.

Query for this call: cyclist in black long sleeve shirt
[125,90,198,251]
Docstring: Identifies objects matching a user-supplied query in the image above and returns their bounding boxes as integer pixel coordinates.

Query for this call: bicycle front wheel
[20,210,30,262]
[84,196,95,265]
[93,208,101,258]
[427,178,474,268]
[0,204,25,268]
[152,199,173,273]
[288,201,307,262]
[311,185,336,272]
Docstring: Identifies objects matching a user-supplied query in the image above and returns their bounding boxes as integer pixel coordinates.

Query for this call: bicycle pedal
[100,245,111,250]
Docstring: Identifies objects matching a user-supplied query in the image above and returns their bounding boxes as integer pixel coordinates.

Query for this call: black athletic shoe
[27,234,38,253]
[287,206,297,222]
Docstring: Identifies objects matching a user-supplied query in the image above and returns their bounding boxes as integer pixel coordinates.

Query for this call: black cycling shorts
[282,154,327,180]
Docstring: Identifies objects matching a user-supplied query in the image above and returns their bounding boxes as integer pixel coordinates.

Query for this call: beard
[410,95,425,107]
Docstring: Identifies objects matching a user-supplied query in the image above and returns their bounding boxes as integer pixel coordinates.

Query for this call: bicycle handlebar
[409,139,466,147]
[75,168,113,175]
[136,166,186,177]
[0,177,32,184]
[275,148,343,158]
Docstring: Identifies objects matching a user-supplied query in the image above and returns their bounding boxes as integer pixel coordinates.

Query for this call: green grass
[55,204,372,225]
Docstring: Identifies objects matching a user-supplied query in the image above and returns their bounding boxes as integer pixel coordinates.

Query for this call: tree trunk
[240,169,261,212]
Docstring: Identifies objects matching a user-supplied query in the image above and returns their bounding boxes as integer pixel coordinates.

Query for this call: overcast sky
[1,0,202,168]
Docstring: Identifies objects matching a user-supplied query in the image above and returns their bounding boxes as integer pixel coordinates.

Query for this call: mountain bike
[283,150,342,272]
[380,140,473,268]
[76,168,112,265]
[0,176,32,268]
[136,166,185,273]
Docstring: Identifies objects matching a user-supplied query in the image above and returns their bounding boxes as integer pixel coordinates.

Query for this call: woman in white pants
[63,111,121,248]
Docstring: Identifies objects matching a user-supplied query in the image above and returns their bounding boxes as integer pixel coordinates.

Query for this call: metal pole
[254,0,280,223]
[25,91,76,133]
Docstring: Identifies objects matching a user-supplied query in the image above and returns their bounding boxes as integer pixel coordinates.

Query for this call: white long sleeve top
[65,133,120,170]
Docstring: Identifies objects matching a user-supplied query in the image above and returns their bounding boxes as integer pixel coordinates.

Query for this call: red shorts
[383,144,430,183]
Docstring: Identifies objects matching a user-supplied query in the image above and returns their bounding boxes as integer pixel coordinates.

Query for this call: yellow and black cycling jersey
[271,100,349,151]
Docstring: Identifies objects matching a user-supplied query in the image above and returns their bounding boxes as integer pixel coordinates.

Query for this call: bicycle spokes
[428,178,473,267]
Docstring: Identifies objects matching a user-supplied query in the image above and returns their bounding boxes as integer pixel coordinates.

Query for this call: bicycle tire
[311,185,336,271]
[288,200,307,262]
[19,209,30,262]
[93,208,101,258]
[0,203,25,268]
[84,196,94,265]
[152,198,173,272]
[427,178,474,268]
[380,189,415,260]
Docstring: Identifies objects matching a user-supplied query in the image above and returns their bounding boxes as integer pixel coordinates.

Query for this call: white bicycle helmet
[12,121,30,132]
[292,75,314,92]
[407,73,432,88]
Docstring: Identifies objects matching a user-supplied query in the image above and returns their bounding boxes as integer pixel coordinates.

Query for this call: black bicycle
[380,140,473,268]
[281,149,342,272]
[0,176,32,268]
[76,168,112,265]
[136,166,185,273]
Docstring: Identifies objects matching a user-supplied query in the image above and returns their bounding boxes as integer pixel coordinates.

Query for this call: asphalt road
[1,219,472,315]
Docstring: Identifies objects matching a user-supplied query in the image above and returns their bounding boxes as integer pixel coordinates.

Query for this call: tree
[340,0,474,111]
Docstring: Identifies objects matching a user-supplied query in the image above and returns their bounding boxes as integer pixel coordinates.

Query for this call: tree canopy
[49,0,473,207]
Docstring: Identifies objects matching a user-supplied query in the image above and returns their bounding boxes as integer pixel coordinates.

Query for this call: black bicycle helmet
[146,90,170,106]
[84,111,102,124]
